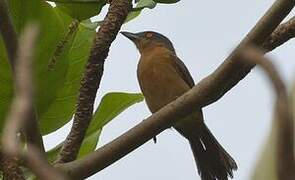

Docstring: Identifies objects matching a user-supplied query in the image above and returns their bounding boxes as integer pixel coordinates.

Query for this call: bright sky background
[45,1,295,180]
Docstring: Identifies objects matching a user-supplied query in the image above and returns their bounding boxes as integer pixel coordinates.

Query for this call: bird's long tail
[188,123,237,180]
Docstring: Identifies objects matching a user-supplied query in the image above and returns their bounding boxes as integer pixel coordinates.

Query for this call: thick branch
[196,0,295,107]
[0,0,18,69]
[56,0,132,163]
[240,47,294,180]
[56,0,295,178]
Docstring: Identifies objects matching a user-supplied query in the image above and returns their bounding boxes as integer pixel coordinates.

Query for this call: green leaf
[135,0,157,10]
[128,0,157,22]
[0,35,13,131]
[124,10,142,24]
[77,92,144,158]
[0,1,98,135]
[154,0,180,4]
[46,92,144,161]
[39,20,96,135]
[92,0,156,26]
[55,1,106,21]
[46,142,63,163]
[251,119,278,180]
[22,167,36,180]
[0,0,72,130]
[48,0,103,2]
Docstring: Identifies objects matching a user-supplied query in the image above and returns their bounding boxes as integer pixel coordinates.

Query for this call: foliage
[46,92,144,162]
[0,0,179,177]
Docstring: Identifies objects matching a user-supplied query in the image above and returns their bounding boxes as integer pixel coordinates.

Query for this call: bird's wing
[171,54,195,88]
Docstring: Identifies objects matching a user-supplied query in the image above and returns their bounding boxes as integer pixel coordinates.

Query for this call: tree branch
[22,111,45,154]
[2,24,36,155]
[1,24,39,180]
[239,47,294,180]
[262,16,295,52]
[0,0,18,69]
[56,0,295,178]
[1,24,67,179]
[0,0,45,153]
[196,0,295,107]
[56,0,132,163]
[21,144,69,180]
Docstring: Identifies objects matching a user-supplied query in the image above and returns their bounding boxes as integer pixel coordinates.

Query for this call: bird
[121,31,238,180]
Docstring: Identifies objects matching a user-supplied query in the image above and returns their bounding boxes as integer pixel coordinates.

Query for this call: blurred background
[45,0,295,179]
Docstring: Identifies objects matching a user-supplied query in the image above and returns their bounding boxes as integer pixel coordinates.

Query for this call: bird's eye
[145,32,153,38]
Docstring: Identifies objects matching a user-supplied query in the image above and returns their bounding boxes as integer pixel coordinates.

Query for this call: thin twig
[0,0,18,69]
[0,0,45,153]
[2,24,38,156]
[1,24,68,179]
[56,0,132,163]
[56,0,295,178]
[1,24,39,180]
[262,16,295,52]
[239,47,294,180]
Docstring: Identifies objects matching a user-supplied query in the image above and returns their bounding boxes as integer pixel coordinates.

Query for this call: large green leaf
[39,20,96,134]
[55,0,106,21]
[46,92,144,162]
[78,92,144,158]
[0,0,72,130]
[0,32,13,132]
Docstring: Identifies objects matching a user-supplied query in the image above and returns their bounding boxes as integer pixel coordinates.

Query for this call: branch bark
[56,0,295,178]
[239,47,294,180]
[21,144,69,180]
[0,0,18,69]
[1,24,67,179]
[56,0,132,163]
[262,16,295,51]
[0,24,39,180]
[0,152,24,180]
[1,24,37,157]
[0,0,45,153]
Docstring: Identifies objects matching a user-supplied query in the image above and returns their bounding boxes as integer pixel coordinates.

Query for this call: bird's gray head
[121,31,175,53]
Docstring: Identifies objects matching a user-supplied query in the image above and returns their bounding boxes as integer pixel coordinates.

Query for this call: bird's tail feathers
[189,124,237,180]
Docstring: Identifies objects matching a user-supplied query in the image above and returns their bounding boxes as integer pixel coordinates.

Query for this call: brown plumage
[121,31,238,180]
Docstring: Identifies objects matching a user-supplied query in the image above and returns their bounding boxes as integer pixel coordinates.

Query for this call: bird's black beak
[121,31,140,43]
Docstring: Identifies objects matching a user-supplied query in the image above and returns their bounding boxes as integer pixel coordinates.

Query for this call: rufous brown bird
[121,31,237,180]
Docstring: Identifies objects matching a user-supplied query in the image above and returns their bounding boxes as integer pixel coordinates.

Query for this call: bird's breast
[137,53,190,113]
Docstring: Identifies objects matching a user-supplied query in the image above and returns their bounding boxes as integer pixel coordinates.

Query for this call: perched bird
[121,31,237,180]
